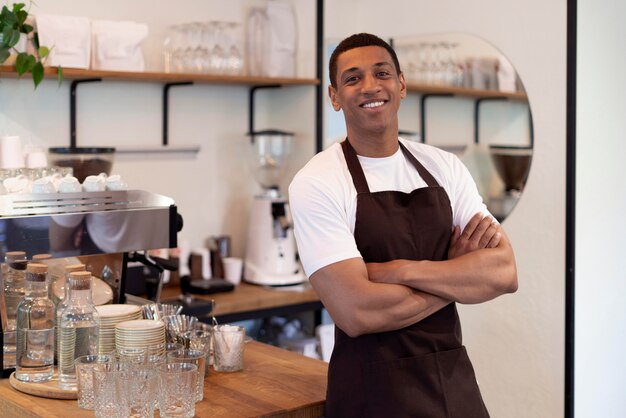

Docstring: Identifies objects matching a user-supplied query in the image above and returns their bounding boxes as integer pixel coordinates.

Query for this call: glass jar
[58,271,100,390]
[16,263,55,382]
[54,264,86,364]
[2,251,27,368]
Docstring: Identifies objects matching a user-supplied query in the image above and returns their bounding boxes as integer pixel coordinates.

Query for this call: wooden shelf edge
[406,82,528,101]
[0,65,319,86]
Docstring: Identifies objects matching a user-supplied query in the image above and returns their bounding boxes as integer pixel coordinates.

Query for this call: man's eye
[377,71,391,77]
[345,76,359,84]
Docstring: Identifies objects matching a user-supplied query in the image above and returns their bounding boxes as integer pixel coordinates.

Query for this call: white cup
[25,150,48,168]
[58,176,82,193]
[82,175,105,192]
[105,174,128,191]
[0,136,24,169]
[222,257,243,285]
[31,177,56,193]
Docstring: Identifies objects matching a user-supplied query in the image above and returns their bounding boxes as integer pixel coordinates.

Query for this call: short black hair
[329,33,402,88]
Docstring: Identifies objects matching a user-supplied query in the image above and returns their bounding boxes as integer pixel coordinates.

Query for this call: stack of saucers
[115,319,166,356]
[95,304,143,355]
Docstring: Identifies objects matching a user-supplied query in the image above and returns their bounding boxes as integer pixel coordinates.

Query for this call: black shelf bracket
[474,97,508,144]
[248,84,282,135]
[420,93,453,143]
[163,82,193,146]
[70,78,102,148]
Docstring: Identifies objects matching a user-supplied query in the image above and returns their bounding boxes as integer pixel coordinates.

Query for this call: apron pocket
[362,347,489,418]
[437,346,490,418]
[363,351,446,418]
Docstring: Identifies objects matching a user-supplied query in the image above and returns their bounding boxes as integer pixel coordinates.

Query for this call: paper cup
[222,257,243,285]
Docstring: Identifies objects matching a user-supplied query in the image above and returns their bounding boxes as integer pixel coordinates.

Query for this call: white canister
[0,136,24,169]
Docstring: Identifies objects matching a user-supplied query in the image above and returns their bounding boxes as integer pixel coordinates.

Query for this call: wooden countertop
[0,341,328,418]
[160,282,322,318]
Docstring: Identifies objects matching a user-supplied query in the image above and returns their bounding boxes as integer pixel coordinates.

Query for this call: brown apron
[325,139,489,418]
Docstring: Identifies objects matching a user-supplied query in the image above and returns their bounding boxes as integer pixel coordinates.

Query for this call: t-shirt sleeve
[289,174,362,278]
[448,154,494,231]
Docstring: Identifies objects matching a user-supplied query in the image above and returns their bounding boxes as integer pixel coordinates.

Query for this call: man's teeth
[362,101,384,108]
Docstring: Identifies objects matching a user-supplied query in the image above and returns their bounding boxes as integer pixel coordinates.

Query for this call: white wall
[325,1,567,417]
[576,1,626,416]
[0,0,317,258]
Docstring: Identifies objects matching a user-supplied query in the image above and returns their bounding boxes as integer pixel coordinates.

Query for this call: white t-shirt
[288,138,492,278]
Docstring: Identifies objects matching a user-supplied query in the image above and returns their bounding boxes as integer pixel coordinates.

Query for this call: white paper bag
[36,14,91,69]
[91,20,148,72]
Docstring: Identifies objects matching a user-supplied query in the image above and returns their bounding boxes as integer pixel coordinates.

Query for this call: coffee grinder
[488,145,533,220]
[244,130,305,286]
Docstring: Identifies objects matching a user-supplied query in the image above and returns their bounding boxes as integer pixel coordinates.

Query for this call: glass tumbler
[213,325,245,372]
[167,348,206,401]
[117,367,159,418]
[158,363,197,418]
[183,329,211,374]
[75,354,115,410]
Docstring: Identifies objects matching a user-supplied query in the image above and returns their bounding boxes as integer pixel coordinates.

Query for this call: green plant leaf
[15,52,28,75]
[1,6,18,26]
[16,10,27,26]
[22,23,33,34]
[3,26,20,48]
[0,47,10,63]
[12,3,26,14]
[38,46,48,58]
[57,65,63,86]
[32,61,44,87]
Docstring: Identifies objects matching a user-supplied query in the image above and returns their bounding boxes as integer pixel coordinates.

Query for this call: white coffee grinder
[244,130,305,286]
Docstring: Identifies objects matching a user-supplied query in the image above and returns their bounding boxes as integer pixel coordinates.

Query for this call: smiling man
[289,33,517,418]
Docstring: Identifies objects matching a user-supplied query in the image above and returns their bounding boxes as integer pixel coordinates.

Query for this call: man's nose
[361,74,381,93]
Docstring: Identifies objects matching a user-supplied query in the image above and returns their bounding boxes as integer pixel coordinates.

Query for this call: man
[289,33,518,417]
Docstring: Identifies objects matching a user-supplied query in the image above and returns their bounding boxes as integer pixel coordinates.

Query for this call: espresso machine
[244,130,305,286]
[0,189,182,376]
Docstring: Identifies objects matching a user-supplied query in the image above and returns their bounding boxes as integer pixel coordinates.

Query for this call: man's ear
[398,72,407,100]
[328,85,342,111]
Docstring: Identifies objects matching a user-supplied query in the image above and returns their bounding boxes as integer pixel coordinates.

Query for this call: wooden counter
[160,282,323,323]
[0,341,327,418]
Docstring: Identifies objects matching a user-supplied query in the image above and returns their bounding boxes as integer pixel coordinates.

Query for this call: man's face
[329,45,406,137]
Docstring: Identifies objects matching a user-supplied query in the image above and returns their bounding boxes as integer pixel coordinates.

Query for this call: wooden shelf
[0,65,319,86]
[406,82,528,101]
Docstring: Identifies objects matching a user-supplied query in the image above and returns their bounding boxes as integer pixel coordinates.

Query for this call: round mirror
[325,33,533,221]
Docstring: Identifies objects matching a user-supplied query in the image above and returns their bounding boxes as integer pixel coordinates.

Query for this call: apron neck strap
[341,139,370,193]
[398,141,440,188]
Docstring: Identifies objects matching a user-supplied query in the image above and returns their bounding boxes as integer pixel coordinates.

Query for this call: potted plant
[0,2,62,87]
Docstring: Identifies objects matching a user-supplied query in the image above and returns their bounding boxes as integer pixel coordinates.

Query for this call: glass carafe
[16,263,55,382]
[58,271,99,390]
[2,251,27,368]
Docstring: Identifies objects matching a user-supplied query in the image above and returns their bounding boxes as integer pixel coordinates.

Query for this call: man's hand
[448,213,501,259]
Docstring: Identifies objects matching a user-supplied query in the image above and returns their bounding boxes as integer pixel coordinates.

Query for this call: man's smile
[360,100,387,109]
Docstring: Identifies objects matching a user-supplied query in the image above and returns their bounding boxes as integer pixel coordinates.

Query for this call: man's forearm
[368,239,517,304]
[310,258,451,337]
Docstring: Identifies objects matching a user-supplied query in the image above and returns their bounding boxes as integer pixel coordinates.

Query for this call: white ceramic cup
[0,136,24,169]
[25,150,48,168]
[82,175,106,192]
[31,177,57,193]
[58,176,82,193]
[222,257,243,285]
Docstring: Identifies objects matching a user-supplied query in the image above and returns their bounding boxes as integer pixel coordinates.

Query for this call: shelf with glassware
[406,82,527,101]
[0,65,319,87]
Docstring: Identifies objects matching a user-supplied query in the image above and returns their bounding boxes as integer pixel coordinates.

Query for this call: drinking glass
[213,325,245,372]
[93,362,127,418]
[167,348,206,401]
[75,354,115,410]
[183,329,211,373]
[117,367,159,418]
[158,363,197,418]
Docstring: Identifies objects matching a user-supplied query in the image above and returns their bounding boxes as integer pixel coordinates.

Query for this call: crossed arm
[309,214,518,337]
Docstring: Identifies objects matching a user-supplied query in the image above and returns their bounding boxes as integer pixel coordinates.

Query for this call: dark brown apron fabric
[324,139,489,418]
